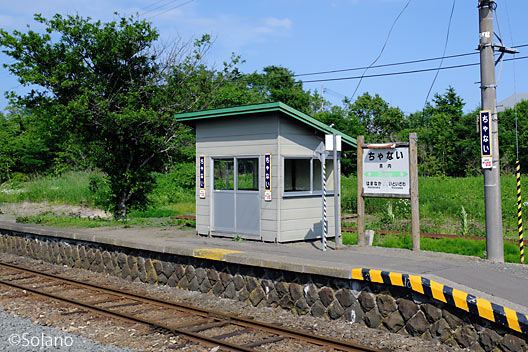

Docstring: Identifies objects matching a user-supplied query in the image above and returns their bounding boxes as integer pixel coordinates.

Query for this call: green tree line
[1,14,526,217]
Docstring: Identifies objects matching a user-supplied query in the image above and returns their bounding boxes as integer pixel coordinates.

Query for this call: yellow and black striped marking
[516,160,525,264]
[352,268,528,335]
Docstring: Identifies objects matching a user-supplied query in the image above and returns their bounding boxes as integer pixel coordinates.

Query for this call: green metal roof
[174,102,357,148]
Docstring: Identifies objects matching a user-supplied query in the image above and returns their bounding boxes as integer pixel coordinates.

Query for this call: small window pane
[313,160,321,191]
[284,159,310,192]
[237,158,258,190]
[214,159,234,190]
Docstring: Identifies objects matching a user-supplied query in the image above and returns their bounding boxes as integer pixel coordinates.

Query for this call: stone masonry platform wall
[0,228,526,352]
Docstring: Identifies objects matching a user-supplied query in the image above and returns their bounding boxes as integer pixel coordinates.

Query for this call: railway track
[174,214,528,246]
[0,261,381,352]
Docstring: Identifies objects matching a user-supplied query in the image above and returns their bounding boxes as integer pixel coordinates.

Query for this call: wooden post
[409,132,420,251]
[357,135,365,246]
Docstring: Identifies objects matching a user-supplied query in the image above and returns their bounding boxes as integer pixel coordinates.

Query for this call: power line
[299,55,528,84]
[294,52,477,77]
[323,87,346,99]
[141,0,181,16]
[494,4,506,86]
[349,0,412,100]
[504,0,519,160]
[423,0,456,109]
[141,0,174,11]
[293,44,527,78]
[146,0,195,19]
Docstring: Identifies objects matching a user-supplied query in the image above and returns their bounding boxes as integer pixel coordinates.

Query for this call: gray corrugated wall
[278,117,336,242]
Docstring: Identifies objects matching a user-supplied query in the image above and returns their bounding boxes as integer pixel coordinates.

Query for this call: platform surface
[1,221,527,315]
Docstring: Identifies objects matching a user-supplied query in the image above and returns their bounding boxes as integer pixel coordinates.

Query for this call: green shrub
[149,163,195,205]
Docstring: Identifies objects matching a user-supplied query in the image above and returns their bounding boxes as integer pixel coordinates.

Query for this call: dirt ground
[0,201,110,222]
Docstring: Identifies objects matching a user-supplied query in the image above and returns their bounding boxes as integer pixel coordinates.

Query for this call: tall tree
[345,92,407,142]
[419,87,478,176]
[0,14,238,217]
[244,66,314,115]
[499,100,528,172]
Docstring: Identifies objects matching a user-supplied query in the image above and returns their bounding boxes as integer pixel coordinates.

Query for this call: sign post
[326,134,342,249]
[357,136,365,246]
[409,132,420,251]
[357,133,420,250]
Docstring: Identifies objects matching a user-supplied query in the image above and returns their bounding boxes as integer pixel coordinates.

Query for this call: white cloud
[262,17,292,31]
[185,15,292,47]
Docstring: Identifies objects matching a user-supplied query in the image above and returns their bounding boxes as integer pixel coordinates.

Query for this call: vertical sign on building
[480,110,492,169]
[264,153,272,201]
[199,155,206,199]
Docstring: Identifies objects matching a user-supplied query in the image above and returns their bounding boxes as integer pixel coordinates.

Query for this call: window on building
[214,158,234,190]
[284,158,334,194]
[237,158,258,191]
[284,159,310,192]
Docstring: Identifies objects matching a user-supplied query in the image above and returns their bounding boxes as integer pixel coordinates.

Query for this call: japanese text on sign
[480,110,492,169]
[363,147,410,196]
[264,153,271,201]
[199,155,205,199]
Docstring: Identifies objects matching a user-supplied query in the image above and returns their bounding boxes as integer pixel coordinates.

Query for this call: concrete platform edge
[1,222,526,336]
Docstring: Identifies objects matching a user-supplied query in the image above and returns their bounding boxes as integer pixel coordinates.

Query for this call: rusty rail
[0,260,380,352]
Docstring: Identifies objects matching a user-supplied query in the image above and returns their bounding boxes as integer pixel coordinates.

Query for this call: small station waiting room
[175,102,356,243]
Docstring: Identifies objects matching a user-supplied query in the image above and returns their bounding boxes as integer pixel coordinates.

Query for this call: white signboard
[363,147,410,196]
[325,134,342,151]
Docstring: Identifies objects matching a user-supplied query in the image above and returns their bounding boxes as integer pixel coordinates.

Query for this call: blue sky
[0,0,526,114]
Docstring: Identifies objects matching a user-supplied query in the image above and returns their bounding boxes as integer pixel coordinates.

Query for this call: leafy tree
[244,66,313,114]
[0,14,239,217]
[499,100,528,172]
[313,105,363,175]
[0,111,17,181]
[345,92,407,142]
[0,107,60,181]
[419,87,479,176]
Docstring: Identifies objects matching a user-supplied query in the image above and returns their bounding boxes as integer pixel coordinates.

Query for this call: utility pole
[478,0,503,262]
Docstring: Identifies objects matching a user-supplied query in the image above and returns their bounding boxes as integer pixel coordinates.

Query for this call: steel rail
[0,261,380,352]
[0,268,254,352]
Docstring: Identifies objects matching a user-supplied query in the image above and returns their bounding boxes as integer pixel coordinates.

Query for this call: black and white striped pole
[322,155,327,251]
[315,142,329,251]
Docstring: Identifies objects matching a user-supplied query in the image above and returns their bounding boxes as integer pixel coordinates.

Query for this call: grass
[0,170,196,228]
[1,170,526,262]
[342,231,523,264]
[0,171,101,206]
[341,174,524,236]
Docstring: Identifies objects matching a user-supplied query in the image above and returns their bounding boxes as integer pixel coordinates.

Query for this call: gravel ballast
[0,252,468,351]
[0,310,131,351]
